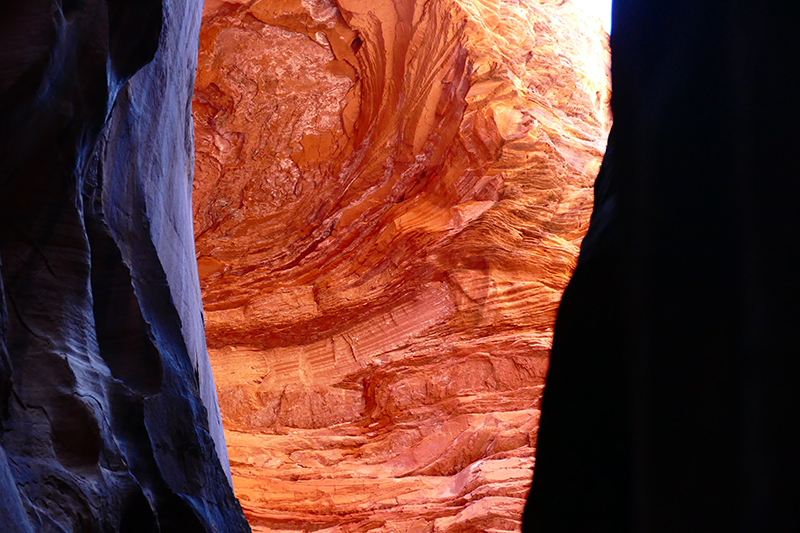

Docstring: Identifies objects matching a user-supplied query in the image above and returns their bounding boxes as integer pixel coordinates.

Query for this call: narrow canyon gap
[192,1,609,531]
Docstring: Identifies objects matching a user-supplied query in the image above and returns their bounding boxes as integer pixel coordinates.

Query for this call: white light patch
[571,0,613,32]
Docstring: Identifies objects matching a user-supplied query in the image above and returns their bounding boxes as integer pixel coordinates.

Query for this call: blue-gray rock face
[0,1,249,531]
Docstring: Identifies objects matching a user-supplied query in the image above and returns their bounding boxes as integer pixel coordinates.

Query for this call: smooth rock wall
[527,1,800,531]
[0,1,249,531]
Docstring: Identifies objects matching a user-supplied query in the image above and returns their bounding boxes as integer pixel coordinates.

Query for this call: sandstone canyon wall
[193,1,609,531]
[1,1,249,531]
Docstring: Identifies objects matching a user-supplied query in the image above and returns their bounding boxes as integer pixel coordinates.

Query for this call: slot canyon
[193,1,609,531]
[5,1,800,532]
[1,0,610,531]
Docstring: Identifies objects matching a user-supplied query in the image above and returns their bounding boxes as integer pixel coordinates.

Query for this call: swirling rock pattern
[193,0,609,531]
[1,1,248,531]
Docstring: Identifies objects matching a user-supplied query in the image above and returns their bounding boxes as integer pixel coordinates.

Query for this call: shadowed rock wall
[193,1,609,531]
[526,1,800,531]
[0,1,249,531]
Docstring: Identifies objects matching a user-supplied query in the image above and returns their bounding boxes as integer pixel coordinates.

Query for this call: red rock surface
[193,0,610,530]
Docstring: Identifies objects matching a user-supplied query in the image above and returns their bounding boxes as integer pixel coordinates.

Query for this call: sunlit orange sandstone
[193,0,610,531]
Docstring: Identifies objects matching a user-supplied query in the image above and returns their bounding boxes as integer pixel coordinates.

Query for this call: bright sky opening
[571,0,612,33]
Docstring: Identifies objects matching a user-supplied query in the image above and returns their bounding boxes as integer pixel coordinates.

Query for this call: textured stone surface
[0,1,249,531]
[193,0,609,531]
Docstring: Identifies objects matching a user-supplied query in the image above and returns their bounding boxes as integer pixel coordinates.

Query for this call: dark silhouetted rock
[525,1,800,531]
[0,1,250,531]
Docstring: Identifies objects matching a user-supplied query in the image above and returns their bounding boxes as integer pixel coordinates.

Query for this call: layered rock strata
[0,1,248,531]
[193,0,609,531]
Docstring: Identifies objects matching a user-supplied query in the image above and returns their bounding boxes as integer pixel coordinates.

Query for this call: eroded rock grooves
[0,1,249,531]
[194,1,609,531]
